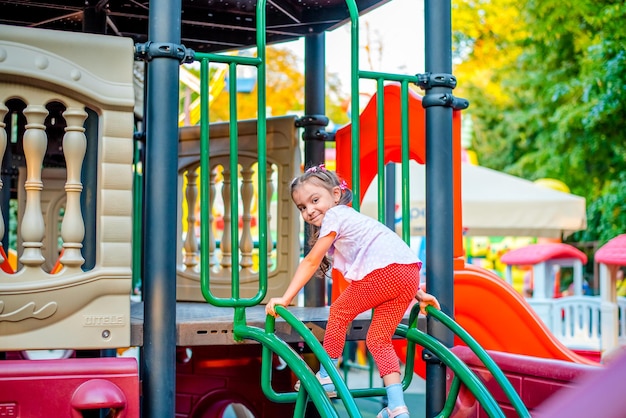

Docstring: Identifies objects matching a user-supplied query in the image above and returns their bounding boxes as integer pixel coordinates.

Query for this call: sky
[281,0,426,96]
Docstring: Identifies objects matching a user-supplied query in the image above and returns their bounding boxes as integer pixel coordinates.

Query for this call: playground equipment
[0,357,140,417]
[595,234,626,355]
[501,242,625,361]
[0,0,614,417]
[0,25,135,351]
[176,116,301,302]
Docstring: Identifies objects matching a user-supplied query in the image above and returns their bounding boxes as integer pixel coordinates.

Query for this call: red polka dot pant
[323,262,421,377]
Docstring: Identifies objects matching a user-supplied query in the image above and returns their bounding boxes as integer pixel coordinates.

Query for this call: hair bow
[306,163,327,173]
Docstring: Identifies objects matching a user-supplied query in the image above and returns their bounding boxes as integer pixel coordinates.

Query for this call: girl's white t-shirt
[319,205,421,282]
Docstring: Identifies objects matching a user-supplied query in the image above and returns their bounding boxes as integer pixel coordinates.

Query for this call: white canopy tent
[360,161,587,238]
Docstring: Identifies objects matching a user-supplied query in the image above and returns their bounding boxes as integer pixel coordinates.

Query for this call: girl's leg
[365,264,420,418]
[365,264,419,378]
[322,280,380,358]
[316,282,375,395]
[324,263,418,416]
[318,358,339,379]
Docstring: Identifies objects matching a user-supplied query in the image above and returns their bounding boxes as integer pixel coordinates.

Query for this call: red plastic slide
[394,263,598,378]
[451,264,597,363]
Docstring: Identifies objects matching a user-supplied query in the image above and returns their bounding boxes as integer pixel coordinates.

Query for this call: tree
[452,0,626,241]
[573,172,626,245]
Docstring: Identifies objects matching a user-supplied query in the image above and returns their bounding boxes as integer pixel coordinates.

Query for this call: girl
[266,164,440,418]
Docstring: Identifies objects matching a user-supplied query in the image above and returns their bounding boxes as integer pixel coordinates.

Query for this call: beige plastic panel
[0,25,134,350]
[177,116,301,303]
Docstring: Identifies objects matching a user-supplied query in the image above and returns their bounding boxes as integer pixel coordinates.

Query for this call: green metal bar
[376,78,385,222]
[346,0,360,211]
[228,61,241,300]
[400,81,411,243]
[439,376,463,417]
[198,58,258,308]
[233,319,340,417]
[395,324,504,418]
[398,331,417,392]
[359,70,420,84]
[293,389,312,418]
[274,306,362,417]
[194,52,261,67]
[258,317,334,418]
[425,306,531,417]
[255,0,269,305]
[132,140,143,294]
[199,0,268,308]
[199,57,213,303]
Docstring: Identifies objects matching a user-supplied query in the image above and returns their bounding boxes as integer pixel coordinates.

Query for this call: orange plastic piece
[0,246,14,274]
[333,83,464,282]
[50,248,65,274]
[335,84,426,200]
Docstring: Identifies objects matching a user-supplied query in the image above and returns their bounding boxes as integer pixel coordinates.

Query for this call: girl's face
[292,181,341,227]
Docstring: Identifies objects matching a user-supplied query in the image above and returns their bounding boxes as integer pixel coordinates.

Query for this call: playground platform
[130,302,426,346]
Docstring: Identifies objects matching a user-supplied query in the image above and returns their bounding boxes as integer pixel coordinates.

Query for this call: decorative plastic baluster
[266,164,275,269]
[58,107,87,270]
[20,105,48,269]
[220,167,232,270]
[183,168,199,271]
[239,164,254,274]
[208,167,217,270]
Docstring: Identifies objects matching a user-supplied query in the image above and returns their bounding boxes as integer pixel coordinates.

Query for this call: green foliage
[454,0,626,240]
[572,171,626,245]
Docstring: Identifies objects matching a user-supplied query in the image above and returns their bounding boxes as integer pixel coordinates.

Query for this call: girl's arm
[265,231,336,317]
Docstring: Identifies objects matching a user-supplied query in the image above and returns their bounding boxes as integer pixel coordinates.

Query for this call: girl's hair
[290,164,353,277]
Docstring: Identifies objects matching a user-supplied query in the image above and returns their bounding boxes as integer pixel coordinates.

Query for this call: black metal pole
[141,0,181,416]
[0,142,11,252]
[303,33,327,307]
[82,0,107,34]
[424,0,455,416]
[81,109,98,272]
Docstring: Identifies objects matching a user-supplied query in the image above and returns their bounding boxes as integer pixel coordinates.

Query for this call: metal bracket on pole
[135,41,195,63]
[133,131,146,143]
[422,93,469,110]
[295,114,333,142]
[417,72,458,90]
[422,349,444,367]
[416,72,469,110]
